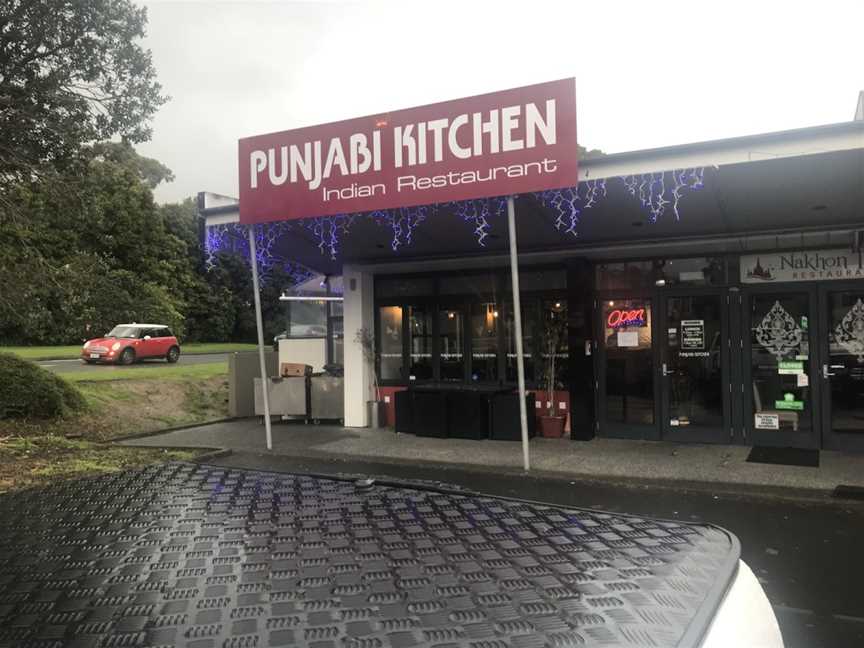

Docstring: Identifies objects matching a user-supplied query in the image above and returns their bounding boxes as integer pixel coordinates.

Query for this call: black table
[395,384,533,440]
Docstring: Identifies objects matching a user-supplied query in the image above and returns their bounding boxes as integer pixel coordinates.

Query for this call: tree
[0,0,167,191]
[92,141,174,189]
[578,144,605,160]
[0,143,191,345]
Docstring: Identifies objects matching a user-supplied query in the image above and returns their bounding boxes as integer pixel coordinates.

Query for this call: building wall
[343,265,374,427]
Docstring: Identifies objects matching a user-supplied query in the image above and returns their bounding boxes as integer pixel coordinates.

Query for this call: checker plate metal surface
[0,463,739,647]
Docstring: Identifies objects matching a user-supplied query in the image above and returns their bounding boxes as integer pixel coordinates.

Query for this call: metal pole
[507,196,530,471]
[248,226,273,450]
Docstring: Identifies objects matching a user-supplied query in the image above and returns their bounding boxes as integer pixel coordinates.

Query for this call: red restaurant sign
[238,79,577,224]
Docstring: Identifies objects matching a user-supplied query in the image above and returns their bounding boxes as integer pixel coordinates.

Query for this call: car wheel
[166,346,180,363]
[119,348,135,365]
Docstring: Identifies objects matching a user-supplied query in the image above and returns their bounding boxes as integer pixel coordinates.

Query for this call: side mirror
[143,335,151,340]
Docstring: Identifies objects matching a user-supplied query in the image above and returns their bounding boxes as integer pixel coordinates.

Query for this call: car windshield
[106,326,141,339]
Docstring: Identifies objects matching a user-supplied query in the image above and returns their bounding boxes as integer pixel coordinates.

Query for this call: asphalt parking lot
[36,353,228,374]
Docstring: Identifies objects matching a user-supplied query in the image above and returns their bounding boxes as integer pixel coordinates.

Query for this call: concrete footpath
[118,419,864,497]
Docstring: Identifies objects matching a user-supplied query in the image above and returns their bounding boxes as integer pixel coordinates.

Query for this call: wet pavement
[121,419,864,493]
[208,452,864,648]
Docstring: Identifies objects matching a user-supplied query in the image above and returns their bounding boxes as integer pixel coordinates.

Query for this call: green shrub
[0,353,87,419]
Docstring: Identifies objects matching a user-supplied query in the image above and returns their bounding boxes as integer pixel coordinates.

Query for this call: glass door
[820,284,864,452]
[438,306,466,382]
[597,297,658,440]
[407,305,434,382]
[743,289,817,448]
[661,293,730,443]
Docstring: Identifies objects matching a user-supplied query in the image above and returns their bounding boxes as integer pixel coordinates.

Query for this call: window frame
[374,267,567,388]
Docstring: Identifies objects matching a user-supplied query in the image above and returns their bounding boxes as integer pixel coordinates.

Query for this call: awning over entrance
[202,121,864,275]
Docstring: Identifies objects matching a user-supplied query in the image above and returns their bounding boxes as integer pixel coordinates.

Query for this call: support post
[248,225,273,450]
[507,196,530,471]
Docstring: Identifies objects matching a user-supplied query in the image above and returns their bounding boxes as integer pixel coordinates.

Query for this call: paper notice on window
[797,373,809,387]
[754,413,780,430]
[617,331,639,347]
[680,320,705,350]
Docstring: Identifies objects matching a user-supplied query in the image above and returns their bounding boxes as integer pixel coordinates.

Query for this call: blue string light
[582,178,607,210]
[205,167,707,263]
[450,197,506,246]
[535,187,581,237]
[621,169,705,222]
[204,221,314,285]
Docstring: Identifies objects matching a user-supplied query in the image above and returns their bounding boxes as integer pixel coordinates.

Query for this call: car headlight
[83,341,90,349]
[111,342,121,351]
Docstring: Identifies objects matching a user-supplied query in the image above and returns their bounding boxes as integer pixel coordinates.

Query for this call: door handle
[823,364,836,379]
[662,363,674,377]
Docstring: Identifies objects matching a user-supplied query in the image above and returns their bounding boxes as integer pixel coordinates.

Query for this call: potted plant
[354,327,385,427]
[539,314,567,438]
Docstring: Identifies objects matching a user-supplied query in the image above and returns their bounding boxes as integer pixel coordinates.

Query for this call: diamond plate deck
[0,463,739,648]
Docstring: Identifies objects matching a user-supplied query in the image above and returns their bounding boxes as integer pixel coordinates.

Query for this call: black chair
[394,390,414,434]
[412,389,448,438]
[491,392,537,441]
[446,390,490,440]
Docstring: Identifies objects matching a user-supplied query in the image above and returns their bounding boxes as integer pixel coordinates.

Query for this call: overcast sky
[137,0,864,204]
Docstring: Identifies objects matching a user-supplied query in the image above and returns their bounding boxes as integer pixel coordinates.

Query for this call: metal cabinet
[310,376,344,422]
[253,377,307,417]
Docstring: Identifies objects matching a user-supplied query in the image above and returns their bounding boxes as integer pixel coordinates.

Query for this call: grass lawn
[2,342,258,361]
[59,361,228,383]
[0,435,203,493]
[0,361,230,493]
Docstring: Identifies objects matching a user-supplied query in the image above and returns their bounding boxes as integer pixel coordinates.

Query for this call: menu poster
[680,320,705,350]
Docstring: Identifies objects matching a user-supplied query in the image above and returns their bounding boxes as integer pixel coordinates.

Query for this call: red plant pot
[539,415,566,438]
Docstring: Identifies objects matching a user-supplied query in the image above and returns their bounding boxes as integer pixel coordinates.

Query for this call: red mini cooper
[81,324,181,365]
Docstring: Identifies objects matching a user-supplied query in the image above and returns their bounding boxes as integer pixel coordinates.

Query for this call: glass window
[654,257,727,287]
[330,300,343,317]
[826,290,864,434]
[506,269,566,292]
[471,302,500,382]
[439,308,465,381]
[376,277,435,298]
[505,302,536,384]
[289,301,327,337]
[331,317,343,366]
[665,296,723,428]
[596,261,653,291]
[439,273,497,296]
[327,276,344,296]
[750,294,812,432]
[408,306,434,380]
[542,300,569,386]
[597,258,728,290]
[603,298,654,424]
[378,306,403,380]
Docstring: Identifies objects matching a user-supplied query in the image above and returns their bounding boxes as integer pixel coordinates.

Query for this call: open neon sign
[607,308,646,328]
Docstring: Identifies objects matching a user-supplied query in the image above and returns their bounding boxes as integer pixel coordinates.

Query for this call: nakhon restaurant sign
[741,249,864,283]
[238,79,578,224]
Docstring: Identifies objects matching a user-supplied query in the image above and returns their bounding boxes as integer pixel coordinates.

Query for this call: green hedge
[0,353,87,419]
